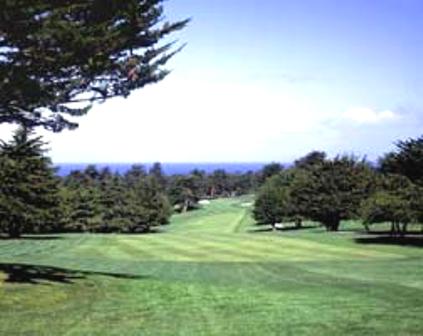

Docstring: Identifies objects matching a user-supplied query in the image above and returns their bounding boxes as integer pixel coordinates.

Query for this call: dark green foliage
[166,168,258,212]
[258,162,283,184]
[254,156,377,232]
[361,174,423,235]
[61,168,102,231]
[98,174,131,232]
[253,170,304,230]
[67,186,102,232]
[253,174,291,230]
[361,192,412,235]
[0,0,188,131]
[231,171,258,195]
[60,164,259,231]
[127,176,172,232]
[379,135,423,186]
[208,169,231,197]
[191,169,210,197]
[62,164,172,233]
[124,164,147,187]
[294,151,326,170]
[149,162,167,191]
[0,127,61,237]
[168,174,201,212]
[289,156,375,231]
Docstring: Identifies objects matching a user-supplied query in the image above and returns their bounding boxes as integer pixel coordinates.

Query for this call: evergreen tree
[290,156,375,231]
[127,176,172,232]
[125,165,147,187]
[253,175,289,231]
[379,135,423,186]
[258,162,283,184]
[99,174,133,232]
[294,151,327,170]
[62,169,102,232]
[0,1,189,131]
[190,169,209,197]
[168,175,200,212]
[149,162,167,191]
[209,169,231,197]
[253,170,303,230]
[361,174,423,235]
[0,127,61,238]
[67,187,102,232]
[236,171,258,195]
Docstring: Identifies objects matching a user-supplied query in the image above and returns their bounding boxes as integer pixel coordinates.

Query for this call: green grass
[1,196,423,335]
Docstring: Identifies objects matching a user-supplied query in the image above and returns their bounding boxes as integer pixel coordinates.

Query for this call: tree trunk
[390,222,395,236]
[391,222,401,236]
[295,218,302,229]
[363,222,370,233]
[271,222,277,231]
[395,222,401,236]
[182,199,189,213]
[326,218,340,231]
[401,223,408,236]
[8,224,21,239]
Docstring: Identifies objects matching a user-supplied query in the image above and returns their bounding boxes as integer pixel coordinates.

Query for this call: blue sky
[1,0,422,162]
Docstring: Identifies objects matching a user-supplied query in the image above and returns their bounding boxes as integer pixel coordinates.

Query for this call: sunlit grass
[1,197,423,335]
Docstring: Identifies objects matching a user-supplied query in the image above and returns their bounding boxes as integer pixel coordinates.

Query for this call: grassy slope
[1,196,423,335]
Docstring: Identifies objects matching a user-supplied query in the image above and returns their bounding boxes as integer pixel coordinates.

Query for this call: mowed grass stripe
[115,235,257,262]
[104,224,401,263]
[189,230,404,260]
[2,197,423,335]
[116,233,334,262]
[165,231,399,262]
[115,232,309,262]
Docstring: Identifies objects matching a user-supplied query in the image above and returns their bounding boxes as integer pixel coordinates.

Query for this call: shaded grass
[355,236,423,248]
[1,197,423,335]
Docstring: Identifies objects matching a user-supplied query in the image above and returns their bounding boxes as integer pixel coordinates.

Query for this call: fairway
[1,197,423,335]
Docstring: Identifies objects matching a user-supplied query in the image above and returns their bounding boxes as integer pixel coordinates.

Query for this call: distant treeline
[59,162,260,234]
[1,127,422,238]
[0,127,265,238]
[254,136,423,235]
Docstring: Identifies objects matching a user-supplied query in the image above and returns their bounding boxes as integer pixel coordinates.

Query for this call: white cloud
[343,107,399,124]
[3,76,408,163]
[37,75,338,163]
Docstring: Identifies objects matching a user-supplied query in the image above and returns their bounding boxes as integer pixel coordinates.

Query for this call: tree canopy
[379,135,423,186]
[0,0,188,131]
[290,156,375,231]
[0,127,61,237]
[254,155,376,232]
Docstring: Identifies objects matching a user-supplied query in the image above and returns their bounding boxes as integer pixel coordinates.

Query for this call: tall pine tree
[0,1,189,131]
[0,127,61,238]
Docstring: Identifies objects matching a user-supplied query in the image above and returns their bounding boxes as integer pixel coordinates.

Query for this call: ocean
[55,163,267,176]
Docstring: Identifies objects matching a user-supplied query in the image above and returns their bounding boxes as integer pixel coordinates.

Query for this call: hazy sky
[1,0,422,163]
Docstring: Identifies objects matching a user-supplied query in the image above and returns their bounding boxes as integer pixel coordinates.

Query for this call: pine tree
[149,162,167,191]
[62,169,102,232]
[126,176,172,232]
[0,127,61,238]
[99,174,133,232]
[0,1,189,131]
[168,175,200,212]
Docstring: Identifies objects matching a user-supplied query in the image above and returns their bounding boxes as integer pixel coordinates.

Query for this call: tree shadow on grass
[0,235,64,240]
[0,263,146,285]
[364,230,423,236]
[120,228,165,235]
[355,236,423,248]
[248,225,316,233]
